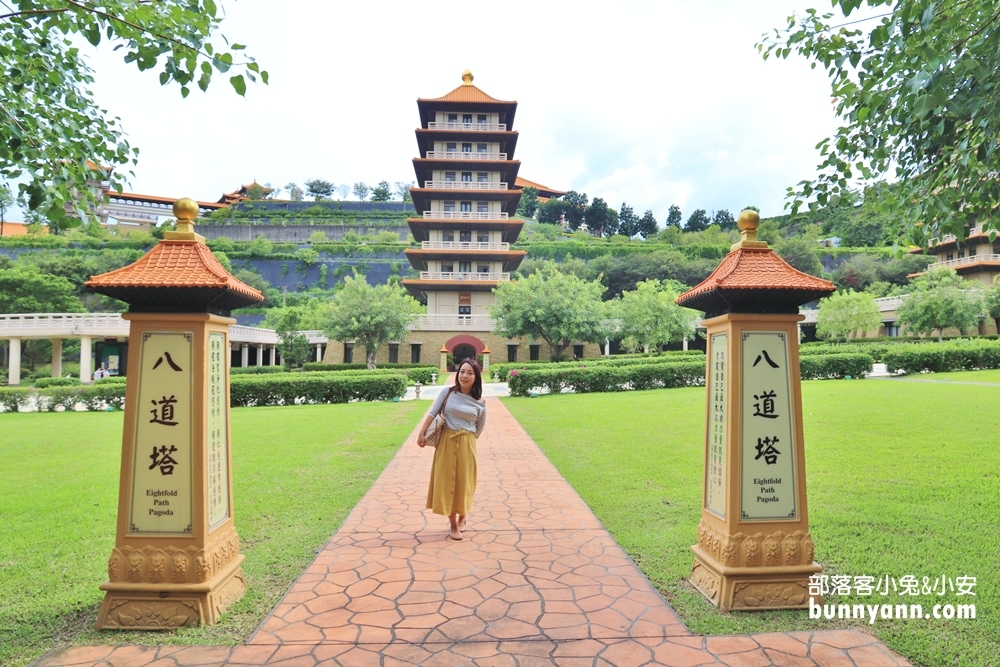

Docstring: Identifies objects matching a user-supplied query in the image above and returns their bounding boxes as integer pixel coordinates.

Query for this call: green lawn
[0,402,424,667]
[504,375,1000,667]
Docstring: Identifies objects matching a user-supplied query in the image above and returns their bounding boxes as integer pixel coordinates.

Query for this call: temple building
[323,71,601,367]
[909,223,1000,286]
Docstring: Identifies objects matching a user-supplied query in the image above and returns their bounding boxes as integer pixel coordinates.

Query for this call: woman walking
[417,359,487,540]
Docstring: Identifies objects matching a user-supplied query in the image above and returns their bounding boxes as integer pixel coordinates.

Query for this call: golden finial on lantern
[461,69,474,84]
[164,197,205,242]
[730,209,768,251]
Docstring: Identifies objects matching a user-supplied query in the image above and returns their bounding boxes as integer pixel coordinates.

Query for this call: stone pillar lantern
[85,199,264,629]
[481,346,491,371]
[439,344,449,374]
[676,210,835,612]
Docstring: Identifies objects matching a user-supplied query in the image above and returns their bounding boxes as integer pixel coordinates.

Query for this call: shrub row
[229,374,406,406]
[243,367,436,384]
[34,377,81,388]
[302,362,437,372]
[491,352,705,382]
[507,360,706,397]
[230,366,293,375]
[801,336,1000,363]
[798,353,874,380]
[882,340,1000,374]
[0,385,126,412]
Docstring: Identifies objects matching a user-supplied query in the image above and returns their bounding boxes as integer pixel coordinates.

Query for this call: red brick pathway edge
[34,398,912,667]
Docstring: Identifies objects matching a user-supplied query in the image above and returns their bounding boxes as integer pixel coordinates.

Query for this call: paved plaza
[35,399,911,667]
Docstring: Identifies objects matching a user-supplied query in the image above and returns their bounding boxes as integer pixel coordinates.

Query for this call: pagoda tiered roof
[407,218,525,244]
[404,247,526,272]
[409,188,521,215]
[416,71,517,128]
[414,129,519,156]
[412,158,521,186]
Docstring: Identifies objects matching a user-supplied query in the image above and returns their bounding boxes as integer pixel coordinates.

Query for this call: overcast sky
[50,0,847,222]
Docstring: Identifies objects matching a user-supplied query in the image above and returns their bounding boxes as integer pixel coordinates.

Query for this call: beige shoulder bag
[423,388,453,448]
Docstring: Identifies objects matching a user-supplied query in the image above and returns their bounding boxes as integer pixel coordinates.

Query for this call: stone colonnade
[4,335,98,386]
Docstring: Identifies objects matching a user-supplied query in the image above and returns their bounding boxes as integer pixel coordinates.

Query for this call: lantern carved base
[690,544,821,612]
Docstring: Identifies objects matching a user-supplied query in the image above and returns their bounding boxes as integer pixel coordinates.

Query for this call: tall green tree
[618,203,638,237]
[897,269,984,341]
[713,209,736,231]
[0,266,84,313]
[761,1,1000,245]
[562,191,588,229]
[394,181,414,202]
[685,209,710,232]
[637,210,658,238]
[324,274,421,369]
[304,179,335,201]
[537,198,568,225]
[275,309,311,370]
[777,236,823,276]
[666,205,683,229]
[0,0,266,229]
[615,279,697,352]
[490,263,608,360]
[352,182,371,201]
[584,197,613,236]
[284,182,304,201]
[816,289,881,341]
[0,183,13,237]
[984,277,1000,335]
[516,186,539,218]
[370,180,392,202]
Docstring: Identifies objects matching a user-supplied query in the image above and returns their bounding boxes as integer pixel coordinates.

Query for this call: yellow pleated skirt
[426,428,478,516]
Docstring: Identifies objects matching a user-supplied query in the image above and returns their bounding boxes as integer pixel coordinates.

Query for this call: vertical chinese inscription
[740,331,798,521]
[130,333,193,533]
[208,332,230,530]
[705,333,727,518]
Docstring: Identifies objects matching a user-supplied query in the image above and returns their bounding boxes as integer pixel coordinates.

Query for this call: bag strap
[439,387,453,415]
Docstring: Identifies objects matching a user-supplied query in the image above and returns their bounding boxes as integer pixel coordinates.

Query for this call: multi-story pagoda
[324,71,600,367]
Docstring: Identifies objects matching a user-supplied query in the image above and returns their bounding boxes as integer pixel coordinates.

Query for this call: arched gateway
[444,334,483,370]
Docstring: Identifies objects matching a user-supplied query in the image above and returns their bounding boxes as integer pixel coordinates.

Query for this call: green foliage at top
[897,269,985,341]
[613,280,698,352]
[0,265,84,314]
[1,0,265,230]
[516,186,539,218]
[816,289,882,341]
[324,274,421,369]
[490,263,609,360]
[761,1,1000,247]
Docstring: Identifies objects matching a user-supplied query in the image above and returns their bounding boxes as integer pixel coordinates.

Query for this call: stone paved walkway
[35,399,911,667]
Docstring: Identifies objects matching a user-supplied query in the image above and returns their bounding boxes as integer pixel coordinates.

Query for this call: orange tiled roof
[419,84,515,105]
[86,240,263,299]
[514,177,567,198]
[677,247,835,314]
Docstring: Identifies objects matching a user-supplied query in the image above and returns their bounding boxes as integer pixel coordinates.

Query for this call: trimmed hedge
[800,343,891,363]
[0,385,126,413]
[34,377,81,388]
[0,387,32,412]
[302,362,438,372]
[492,352,705,382]
[94,376,128,384]
[799,353,874,380]
[507,360,706,397]
[229,374,406,406]
[241,367,436,384]
[882,340,1000,374]
[230,366,291,375]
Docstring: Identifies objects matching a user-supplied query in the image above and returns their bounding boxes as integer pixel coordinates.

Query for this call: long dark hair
[453,358,483,400]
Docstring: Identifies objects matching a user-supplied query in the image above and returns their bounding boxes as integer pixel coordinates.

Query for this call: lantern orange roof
[418,70,515,105]
[676,211,835,316]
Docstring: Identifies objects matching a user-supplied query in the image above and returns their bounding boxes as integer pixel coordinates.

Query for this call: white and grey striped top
[428,388,487,438]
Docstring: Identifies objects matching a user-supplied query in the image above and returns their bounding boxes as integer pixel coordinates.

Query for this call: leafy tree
[275,309,311,370]
[743,205,760,212]
[490,263,608,360]
[562,190,588,229]
[0,265,84,313]
[0,183,13,237]
[761,1,1000,245]
[211,250,232,273]
[685,209,710,232]
[615,280,697,352]
[516,186,539,218]
[248,234,273,256]
[1,0,266,229]
[233,269,274,307]
[713,209,736,231]
[335,184,351,200]
[618,203,638,237]
[897,269,985,342]
[537,198,568,225]
[244,183,267,201]
[371,180,392,202]
[637,210,658,238]
[816,289,881,342]
[985,277,1000,335]
[584,197,613,236]
[308,231,327,244]
[284,182,304,201]
[589,250,716,298]
[304,179,335,201]
[776,236,823,276]
[353,182,370,201]
[666,205,683,229]
[324,274,421,369]
[394,181,414,202]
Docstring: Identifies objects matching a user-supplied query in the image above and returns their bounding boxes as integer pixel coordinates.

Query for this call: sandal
[448,528,463,541]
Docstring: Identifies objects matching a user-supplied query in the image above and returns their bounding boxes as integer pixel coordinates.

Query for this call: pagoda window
[462,172,472,182]
[445,172,456,182]
[478,264,490,273]
[388,344,399,364]
[477,172,488,182]
[529,344,540,361]
[460,231,472,242]
[444,201,456,212]
[410,344,421,364]
[946,253,953,261]
[441,263,454,272]
[448,113,458,122]
[478,114,488,124]
[574,345,585,359]
[969,245,977,255]
[442,230,454,241]
[459,305,472,315]
[477,231,489,242]
[477,143,488,152]
[958,250,965,259]
[507,344,518,362]
[343,343,354,364]
[446,142,457,152]
[463,114,473,123]
[459,261,472,272]
[477,201,489,213]
[461,201,472,212]
[462,143,472,152]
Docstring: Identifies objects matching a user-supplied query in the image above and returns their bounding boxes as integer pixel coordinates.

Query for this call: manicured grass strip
[503,375,1000,667]
[0,402,424,667]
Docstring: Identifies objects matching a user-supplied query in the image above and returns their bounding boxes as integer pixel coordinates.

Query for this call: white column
[269,346,276,366]
[682,337,689,351]
[51,338,63,378]
[240,344,249,368]
[315,344,322,362]
[256,344,264,367]
[604,337,610,357]
[7,337,21,386]
[80,335,93,384]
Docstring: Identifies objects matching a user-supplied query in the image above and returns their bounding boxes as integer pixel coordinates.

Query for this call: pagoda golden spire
[461,69,474,84]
